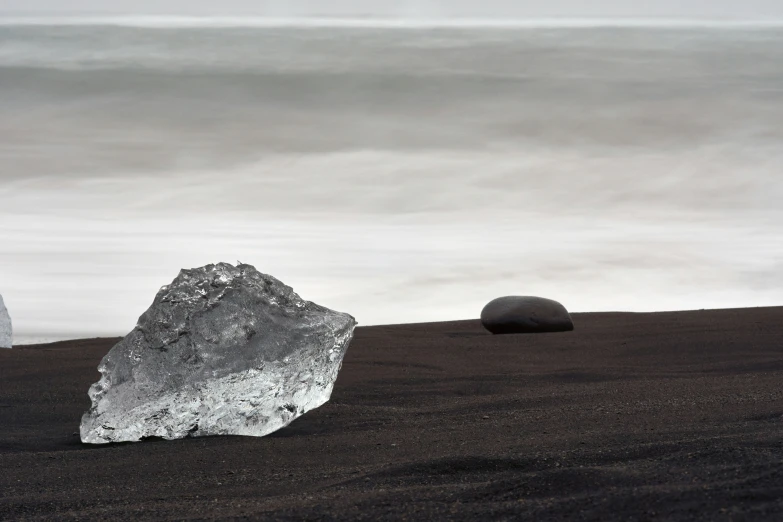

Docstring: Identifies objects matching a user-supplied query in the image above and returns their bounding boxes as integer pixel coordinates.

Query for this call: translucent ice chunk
[80,263,356,444]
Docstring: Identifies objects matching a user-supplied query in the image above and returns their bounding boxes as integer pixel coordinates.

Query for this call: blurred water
[1,23,782,343]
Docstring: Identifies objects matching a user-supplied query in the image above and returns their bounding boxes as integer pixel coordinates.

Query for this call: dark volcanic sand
[1,308,782,521]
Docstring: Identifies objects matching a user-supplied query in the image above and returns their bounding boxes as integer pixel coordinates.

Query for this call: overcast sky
[1,0,781,19]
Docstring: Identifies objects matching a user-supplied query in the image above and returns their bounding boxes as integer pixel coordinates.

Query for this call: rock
[481,296,574,334]
[80,263,357,444]
[0,293,11,349]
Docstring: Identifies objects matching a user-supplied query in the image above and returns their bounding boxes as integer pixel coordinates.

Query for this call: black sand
[1,307,782,520]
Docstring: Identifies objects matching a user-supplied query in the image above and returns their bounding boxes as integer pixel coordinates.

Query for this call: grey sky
[1,0,782,19]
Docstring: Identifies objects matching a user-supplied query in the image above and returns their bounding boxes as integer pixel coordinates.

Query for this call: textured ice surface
[0,294,11,348]
[80,263,356,444]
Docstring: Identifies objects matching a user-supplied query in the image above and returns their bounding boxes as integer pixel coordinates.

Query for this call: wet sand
[1,307,782,520]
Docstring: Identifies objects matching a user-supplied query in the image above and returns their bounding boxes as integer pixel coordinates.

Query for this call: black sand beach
[1,307,782,520]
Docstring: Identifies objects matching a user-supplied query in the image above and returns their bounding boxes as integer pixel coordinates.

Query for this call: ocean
[1,20,782,343]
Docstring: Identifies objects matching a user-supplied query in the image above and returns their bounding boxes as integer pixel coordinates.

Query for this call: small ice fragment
[0,293,11,349]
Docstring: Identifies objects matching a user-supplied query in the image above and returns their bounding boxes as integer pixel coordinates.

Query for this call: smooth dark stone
[481,296,574,334]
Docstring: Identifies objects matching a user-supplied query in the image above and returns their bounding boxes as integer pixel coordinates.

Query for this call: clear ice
[0,293,11,349]
[80,263,357,444]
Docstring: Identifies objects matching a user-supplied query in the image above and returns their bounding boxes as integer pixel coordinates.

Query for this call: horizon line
[1,15,783,29]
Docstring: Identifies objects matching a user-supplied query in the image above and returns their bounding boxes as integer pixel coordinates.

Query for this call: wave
[2,16,783,29]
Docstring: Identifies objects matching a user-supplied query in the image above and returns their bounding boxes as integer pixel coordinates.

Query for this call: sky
[0,0,782,19]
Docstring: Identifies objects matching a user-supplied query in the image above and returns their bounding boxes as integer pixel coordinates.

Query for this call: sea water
[1,20,781,342]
